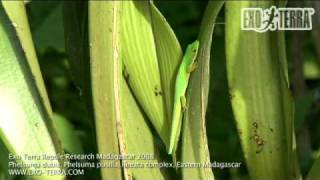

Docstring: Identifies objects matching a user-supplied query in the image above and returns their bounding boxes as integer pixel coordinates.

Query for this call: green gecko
[168,40,200,155]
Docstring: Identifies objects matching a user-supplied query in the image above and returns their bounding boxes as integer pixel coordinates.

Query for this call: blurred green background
[17,1,320,180]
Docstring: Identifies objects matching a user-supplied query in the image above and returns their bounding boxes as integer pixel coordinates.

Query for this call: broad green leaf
[89,2,122,179]
[52,113,84,154]
[1,3,64,160]
[225,1,297,179]
[121,80,168,180]
[181,1,224,180]
[307,156,320,180]
[2,1,53,118]
[0,5,64,180]
[149,2,183,123]
[87,2,173,179]
[120,1,170,148]
[120,2,178,178]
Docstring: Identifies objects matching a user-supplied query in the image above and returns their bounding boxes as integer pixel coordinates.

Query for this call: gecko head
[185,40,200,66]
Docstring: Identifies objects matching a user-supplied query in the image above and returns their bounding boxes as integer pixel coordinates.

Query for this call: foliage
[0,1,320,180]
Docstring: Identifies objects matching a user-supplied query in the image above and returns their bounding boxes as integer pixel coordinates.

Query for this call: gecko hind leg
[180,96,187,112]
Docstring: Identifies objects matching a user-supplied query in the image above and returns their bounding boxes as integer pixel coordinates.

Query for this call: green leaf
[0,4,64,180]
[89,2,122,179]
[181,1,224,180]
[225,1,298,179]
[120,1,170,148]
[307,156,320,180]
[149,1,183,124]
[52,113,84,154]
[89,2,179,179]
[2,1,53,119]
[121,80,168,180]
[120,2,180,178]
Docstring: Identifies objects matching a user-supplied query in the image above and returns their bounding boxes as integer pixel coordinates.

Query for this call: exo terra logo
[241,6,315,33]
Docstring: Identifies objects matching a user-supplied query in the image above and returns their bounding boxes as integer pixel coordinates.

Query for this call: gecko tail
[168,112,183,155]
[169,94,186,155]
[168,131,175,155]
[168,121,178,155]
[168,145,173,155]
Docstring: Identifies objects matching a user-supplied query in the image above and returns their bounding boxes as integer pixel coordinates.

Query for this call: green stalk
[181,1,224,179]
[89,2,122,179]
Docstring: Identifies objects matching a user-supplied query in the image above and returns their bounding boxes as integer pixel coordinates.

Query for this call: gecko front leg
[187,62,197,73]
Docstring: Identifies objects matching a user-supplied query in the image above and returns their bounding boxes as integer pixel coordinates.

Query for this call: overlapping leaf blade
[121,80,168,180]
[2,1,53,117]
[149,2,183,124]
[225,1,298,179]
[52,113,84,154]
[120,1,170,148]
[71,1,179,179]
[0,4,64,180]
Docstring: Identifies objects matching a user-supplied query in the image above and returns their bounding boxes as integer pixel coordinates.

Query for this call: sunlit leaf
[149,1,183,125]
[0,4,64,180]
[2,1,53,119]
[225,1,299,179]
[120,1,170,148]
[89,1,122,179]
[52,113,84,154]
[121,80,168,180]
